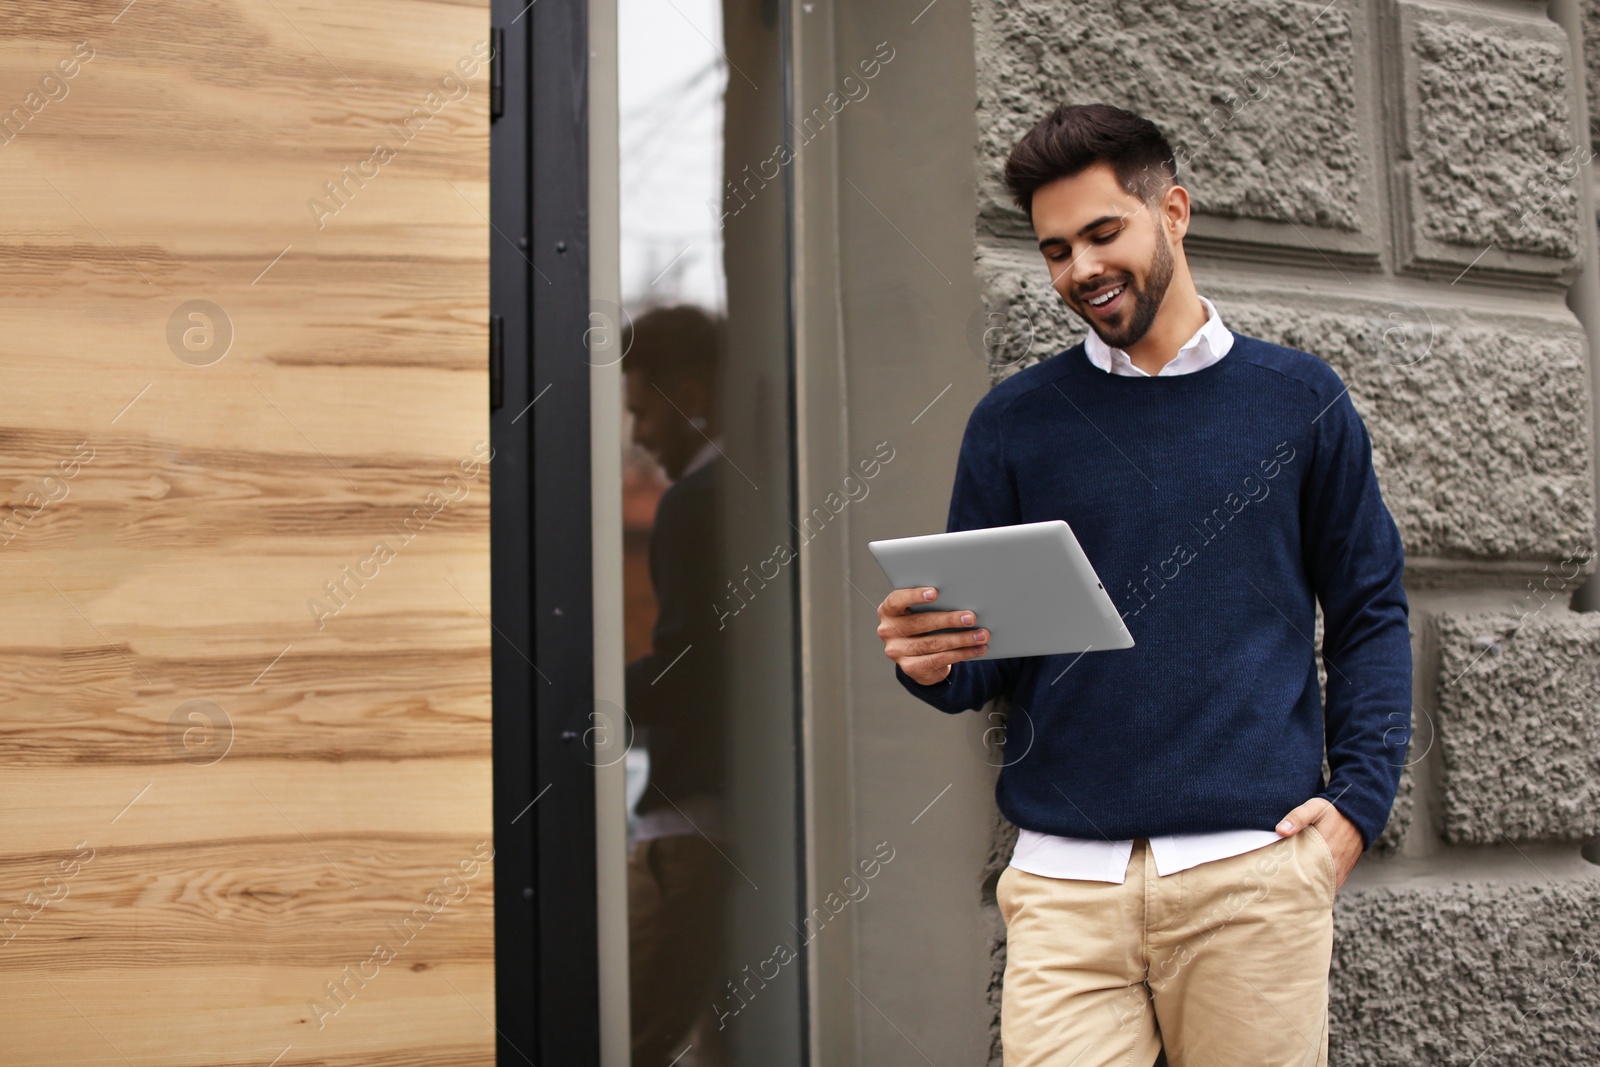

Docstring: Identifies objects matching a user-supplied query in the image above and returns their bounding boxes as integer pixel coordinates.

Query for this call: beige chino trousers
[996,824,1338,1067]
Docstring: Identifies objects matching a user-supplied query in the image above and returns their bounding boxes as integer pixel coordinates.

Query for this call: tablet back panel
[868,520,1135,660]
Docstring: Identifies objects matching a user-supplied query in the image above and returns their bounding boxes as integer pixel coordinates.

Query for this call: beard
[1078,230,1175,351]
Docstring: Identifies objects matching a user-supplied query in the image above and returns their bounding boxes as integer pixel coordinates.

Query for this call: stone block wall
[970,1,1600,1062]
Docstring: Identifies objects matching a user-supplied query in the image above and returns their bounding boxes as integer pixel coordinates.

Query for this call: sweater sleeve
[894,392,1027,714]
[1300,377,1413,851]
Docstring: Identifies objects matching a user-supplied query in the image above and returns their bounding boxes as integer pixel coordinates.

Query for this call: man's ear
[677,378,714,425]
[1161,183,1192,241]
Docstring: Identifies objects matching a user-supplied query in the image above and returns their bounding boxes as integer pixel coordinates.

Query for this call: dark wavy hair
[621,304,722,393]
[1002,103,1178,223]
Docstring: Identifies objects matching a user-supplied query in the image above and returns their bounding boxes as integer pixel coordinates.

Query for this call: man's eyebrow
[1038,213,1125,250]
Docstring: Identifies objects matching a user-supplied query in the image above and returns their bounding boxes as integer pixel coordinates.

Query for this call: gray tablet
[868,519,1135,660]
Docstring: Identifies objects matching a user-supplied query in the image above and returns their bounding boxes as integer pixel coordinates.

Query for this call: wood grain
[0,0,496,1061]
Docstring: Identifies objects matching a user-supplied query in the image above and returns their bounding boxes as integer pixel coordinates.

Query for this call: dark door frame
[489,0,596,1063]
[490,4,812,1064]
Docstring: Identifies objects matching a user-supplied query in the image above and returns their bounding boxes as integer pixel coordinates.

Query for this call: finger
[893,626,989,661]
[1275,799,1331,835]
[882,586,940,615]
[902,640,990,676]
[878,588,967,643]
[894,608,982,637]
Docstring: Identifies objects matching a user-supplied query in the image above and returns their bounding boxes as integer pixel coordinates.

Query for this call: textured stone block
[974,0,1379,258]
[1376,751,1416,852]
[1330,880,1600,1065]
[1584,0,1600,152]
[1434,610,1600,844]
[981,805,1016,1067]
[971,243,1078,376]
[1391,2,1583,281]
[1219,297,1595,562]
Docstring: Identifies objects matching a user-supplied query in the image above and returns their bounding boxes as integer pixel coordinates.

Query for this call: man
[876,103,1411,1066]
[622,304,731,1067]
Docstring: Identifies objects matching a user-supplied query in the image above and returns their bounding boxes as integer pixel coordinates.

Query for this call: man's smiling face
[1032,160,1177,352]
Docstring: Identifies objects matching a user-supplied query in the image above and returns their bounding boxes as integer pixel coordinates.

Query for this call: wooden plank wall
[0,2,495,1064]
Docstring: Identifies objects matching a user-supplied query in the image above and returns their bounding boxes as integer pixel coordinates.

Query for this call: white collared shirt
[680,436,721,478]
[1010,294,1281,883]
[1083,293,1234,376]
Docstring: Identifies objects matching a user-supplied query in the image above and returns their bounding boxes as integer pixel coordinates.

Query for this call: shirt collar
[1083,294,1233,375]
[680,437,722,478]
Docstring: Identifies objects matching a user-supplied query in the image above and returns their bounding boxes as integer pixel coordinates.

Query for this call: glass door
[615,1,804,1065]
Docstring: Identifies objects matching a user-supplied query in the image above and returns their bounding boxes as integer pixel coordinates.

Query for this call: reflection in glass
[618,1,799,1065]
[623,306,731,1064]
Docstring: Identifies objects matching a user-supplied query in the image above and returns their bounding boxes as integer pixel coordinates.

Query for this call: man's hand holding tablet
[867,521,1133,678]
[876,586,989,685]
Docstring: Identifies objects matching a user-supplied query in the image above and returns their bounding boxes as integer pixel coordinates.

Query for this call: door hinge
[489,313,504,411]
[489,27,504,122]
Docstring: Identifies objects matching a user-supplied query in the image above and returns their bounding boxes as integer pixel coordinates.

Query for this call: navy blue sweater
[895,333,1412,850]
